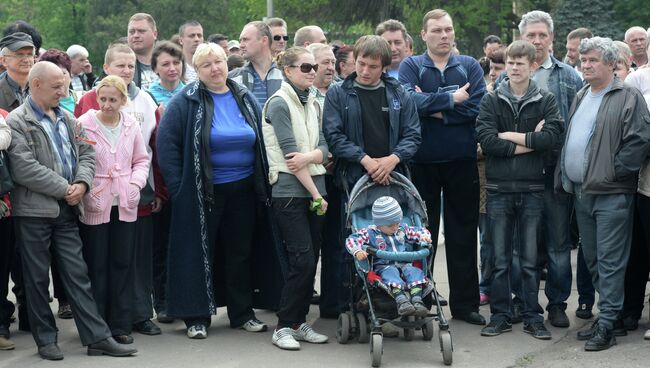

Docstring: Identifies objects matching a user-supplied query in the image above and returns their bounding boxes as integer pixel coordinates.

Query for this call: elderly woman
[78,76,150,344]
[263,47,329,350]
[157,43,270,339]
[149,41,185,106]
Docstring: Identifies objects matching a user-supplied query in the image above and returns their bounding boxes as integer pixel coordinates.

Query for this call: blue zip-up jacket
[323,72,421,190]
[399,52,486,163]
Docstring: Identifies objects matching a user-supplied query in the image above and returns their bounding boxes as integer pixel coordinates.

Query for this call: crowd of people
[0,6,649,361]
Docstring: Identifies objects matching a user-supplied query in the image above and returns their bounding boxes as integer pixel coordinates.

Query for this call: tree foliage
[553,0,622,56]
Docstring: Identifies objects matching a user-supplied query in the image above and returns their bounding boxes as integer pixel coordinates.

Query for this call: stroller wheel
[439,329,453,365]
[337,313,351,344]
[403,316,415,341]
[422,320,434,341]
[370,333,383,367]
[356,313,369,343]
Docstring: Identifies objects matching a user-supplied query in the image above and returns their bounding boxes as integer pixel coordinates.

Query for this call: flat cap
[0,32,35,52]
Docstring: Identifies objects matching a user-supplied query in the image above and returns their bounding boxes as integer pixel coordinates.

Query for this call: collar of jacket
[340,71,401,91]
[419,51,461,70]
[183,78,249,102]
[83,111,136,133]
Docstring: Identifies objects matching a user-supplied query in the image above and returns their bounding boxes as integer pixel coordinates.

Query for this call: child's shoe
[411,296,429,317]
[396,293,415,316]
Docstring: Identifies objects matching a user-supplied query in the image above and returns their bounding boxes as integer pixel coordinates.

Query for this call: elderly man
[508,11,583,328]
[178,21,204,83]
[265,17,288,57]
[399,9,486,325]
[375,19,409,79]
[6,61,138,360]
[294,25,327,47]
[127,13,159,91]
[624,26,648,68]
[230,21,283,107]
[556,37,650,351]
[0,32,34,111]
[66,44,97,93]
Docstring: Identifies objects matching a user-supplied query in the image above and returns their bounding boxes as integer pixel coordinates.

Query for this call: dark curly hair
[38,48,72,74]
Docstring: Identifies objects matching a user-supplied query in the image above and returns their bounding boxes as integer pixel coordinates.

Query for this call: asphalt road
[1,236,649,368]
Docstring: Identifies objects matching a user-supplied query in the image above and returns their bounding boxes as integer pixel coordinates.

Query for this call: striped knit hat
[372,196,403,226]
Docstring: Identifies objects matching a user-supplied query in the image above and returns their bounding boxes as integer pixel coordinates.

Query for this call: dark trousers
[411,160,480,316]
[274,197,323,328]
[622,193,650,320]
[577,245,596,306]
[133,215,154,324]
[319,175,345,317]
[488,191,545,323]
[209,176,256,328]
[51,260,68,304]
[153,201,171,314]
[15,202,111,346]
[80,207,137,336]
[0,217,14,332]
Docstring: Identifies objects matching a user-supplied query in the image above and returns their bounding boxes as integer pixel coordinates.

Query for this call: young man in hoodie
[476,40,563,340]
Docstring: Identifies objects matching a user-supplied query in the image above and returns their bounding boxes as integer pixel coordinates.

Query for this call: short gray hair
[624,26,646,42]
[579,37,619,65]
[66,44,89,59]
[518,10,554,35]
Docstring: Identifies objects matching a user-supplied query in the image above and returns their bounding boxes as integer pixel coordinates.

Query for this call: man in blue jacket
[399,8,486,325]
[322,35,420,315]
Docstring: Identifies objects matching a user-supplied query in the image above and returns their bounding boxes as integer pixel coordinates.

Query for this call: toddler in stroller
[346,196,432,317]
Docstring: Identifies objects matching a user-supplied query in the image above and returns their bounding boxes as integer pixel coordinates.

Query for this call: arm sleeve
[156,99,184,197]
[524,94,564,151]
[443,59,486,125]
[399,57,454,116]
[72,118,96,189]
[475,94,516,157]
[346,228,370,255]
[0,115,11,150]
[392,90,421,161]
[266,97,299,156]
[614,90,650,180]
[322,86,366,163]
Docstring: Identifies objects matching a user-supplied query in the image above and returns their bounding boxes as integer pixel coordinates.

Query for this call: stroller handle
[363,246,430,262]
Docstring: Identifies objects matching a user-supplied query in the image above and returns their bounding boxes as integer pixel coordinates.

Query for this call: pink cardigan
[78,110,150,225]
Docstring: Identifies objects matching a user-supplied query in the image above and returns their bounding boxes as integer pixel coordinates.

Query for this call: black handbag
[0,151,14,196]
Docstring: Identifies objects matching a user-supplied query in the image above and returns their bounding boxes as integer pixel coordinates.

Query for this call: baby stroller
[336,173,452,367]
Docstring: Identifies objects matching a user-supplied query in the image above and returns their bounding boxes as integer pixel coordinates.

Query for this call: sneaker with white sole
[272,327,300,350]
[293,323,328,343]
[187,324,207,339]
[240,318,268,332]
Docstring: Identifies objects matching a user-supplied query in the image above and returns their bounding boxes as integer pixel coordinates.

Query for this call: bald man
[293,25,327,47]
[6,61,137,360]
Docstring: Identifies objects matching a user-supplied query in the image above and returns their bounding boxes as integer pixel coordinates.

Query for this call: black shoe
[454,311,486,325]
[434,291,448,306]
[612,319,628,336]
[113,335,134,344]
[480,320,512,336]
[575,304,593,320]
[133,319,161,335]
[548,306,570,328]
[87,337,137,356]
[38,343,64,360]
[156,312,174,324]
[57,303,73,319]
[585,324,616,351]
[524,321,552,340]
[622,315,638,331]
[511,303,523,324]
[577,320,599,341]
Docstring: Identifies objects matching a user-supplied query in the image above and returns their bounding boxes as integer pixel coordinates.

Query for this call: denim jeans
[573,186,634,330]
[542,188,574,310]
[487,191,544,324]
[478,213,492,295]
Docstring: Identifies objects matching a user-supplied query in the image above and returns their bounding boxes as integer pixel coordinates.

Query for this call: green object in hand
[310,197,326,216]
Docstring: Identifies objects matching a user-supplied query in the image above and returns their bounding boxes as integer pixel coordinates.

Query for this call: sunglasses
[273,35,289,41]
[289,63,319,73]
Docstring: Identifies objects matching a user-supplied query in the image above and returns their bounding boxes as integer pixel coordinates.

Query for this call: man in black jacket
[476,41,563,340]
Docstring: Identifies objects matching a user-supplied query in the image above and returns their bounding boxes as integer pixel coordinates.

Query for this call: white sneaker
[241,318,268,332]
[272,328,300,350]
[644,329,650,340]
[187,324,207,339]
[293,323,328,344]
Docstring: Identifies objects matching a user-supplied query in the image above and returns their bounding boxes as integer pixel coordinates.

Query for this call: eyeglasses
[289,63,318,73]
[4,53,34,60]
[273,35,289,42]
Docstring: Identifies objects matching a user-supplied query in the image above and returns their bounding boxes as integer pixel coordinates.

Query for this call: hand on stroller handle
[360,244,430,262]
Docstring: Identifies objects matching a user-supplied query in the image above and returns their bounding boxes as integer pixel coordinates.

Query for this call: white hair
[518,10,554,35]
[579,37,619,65]
[66,44,89,59]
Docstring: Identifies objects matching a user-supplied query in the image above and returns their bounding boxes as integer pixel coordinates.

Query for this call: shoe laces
[248,318,265,326]
[275,327,294,339]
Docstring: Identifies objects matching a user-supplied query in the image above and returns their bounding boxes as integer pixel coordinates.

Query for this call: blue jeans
[487,191,544,324]
[478,213,492,295]
[542,188,574,309]
[573,186,634,330]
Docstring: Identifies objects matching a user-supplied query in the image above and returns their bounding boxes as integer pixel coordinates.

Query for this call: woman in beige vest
[262,47,329,350]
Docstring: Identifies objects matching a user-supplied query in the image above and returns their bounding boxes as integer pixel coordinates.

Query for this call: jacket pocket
[84,184,105,213]
[126,184,141,208]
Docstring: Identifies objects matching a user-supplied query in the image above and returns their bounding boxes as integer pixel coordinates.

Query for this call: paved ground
[1,235,650,368]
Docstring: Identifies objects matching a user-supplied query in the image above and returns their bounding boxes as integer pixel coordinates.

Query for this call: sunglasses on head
[273,35,289,41]
[290,63,319,73]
